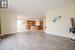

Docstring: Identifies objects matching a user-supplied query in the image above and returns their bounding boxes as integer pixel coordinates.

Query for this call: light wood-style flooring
[0,31,75,50]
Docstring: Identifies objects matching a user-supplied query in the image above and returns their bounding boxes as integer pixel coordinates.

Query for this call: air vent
[0,0,8,8]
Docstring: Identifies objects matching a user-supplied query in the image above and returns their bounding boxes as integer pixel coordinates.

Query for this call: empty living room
[0,0,75,50]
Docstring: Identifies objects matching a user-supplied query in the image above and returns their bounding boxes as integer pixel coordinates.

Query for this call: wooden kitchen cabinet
[26,20,44,30]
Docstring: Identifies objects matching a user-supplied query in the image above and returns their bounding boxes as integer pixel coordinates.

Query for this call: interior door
[71,18,75,28]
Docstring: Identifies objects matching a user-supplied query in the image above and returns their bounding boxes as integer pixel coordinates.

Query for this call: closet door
[0,17,1,34]
[0,11,17,34]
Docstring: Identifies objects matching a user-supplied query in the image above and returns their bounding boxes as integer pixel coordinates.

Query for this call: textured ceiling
[8,0,75,16]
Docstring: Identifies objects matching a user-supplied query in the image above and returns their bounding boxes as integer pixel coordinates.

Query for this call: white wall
[0,9,17,34]
[46,3,75,38]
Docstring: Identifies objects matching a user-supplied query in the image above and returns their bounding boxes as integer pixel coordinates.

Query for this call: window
[0,0,8,8]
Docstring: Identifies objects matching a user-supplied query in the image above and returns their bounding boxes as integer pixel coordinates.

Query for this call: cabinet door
[27,20,35,29]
